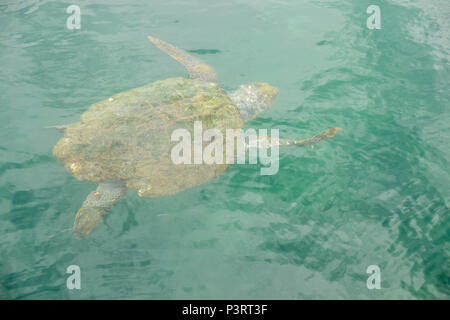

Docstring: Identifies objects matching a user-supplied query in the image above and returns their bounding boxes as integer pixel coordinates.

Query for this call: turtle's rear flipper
[148,35,218,83]
[73,180,128,238]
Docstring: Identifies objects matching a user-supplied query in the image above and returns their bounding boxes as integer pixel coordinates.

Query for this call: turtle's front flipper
[280,127,342,147]
[248,128,342,149]
[148,35,218,83]
[45,125,70,130]
[73,180,128,238]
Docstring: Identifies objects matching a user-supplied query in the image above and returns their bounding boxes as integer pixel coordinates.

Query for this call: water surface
[0,0,449,299]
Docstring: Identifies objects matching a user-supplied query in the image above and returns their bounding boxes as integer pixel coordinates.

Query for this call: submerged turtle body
[53,77,243,197]
[51,36,341,238]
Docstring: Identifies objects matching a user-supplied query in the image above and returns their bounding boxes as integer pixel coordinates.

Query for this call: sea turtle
[51,36,341,238]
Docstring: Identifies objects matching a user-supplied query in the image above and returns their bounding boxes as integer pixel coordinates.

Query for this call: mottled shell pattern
[53,77,244,196]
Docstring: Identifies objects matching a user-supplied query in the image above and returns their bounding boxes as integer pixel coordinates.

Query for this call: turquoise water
[0,0,449,299]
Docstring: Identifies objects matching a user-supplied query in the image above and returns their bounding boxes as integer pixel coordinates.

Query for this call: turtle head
[229,82,279,121]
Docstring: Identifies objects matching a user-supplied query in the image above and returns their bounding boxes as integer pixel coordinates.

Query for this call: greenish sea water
[0,0,449,299]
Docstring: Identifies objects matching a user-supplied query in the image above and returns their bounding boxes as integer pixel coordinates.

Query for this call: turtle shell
[53,77,244,196]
